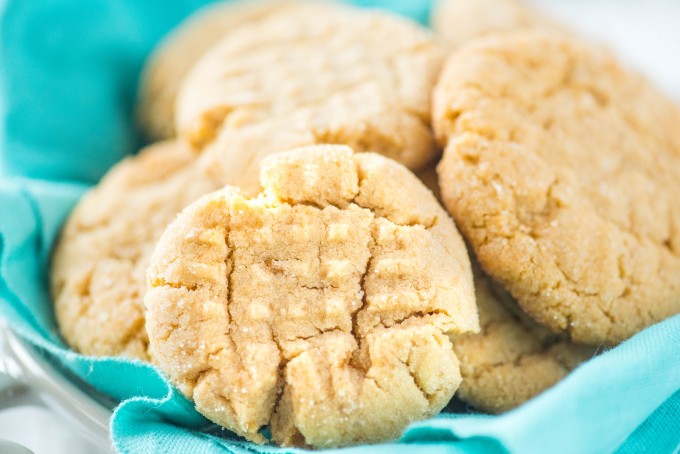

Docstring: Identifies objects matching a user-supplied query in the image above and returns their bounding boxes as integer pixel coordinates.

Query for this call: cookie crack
[377,309,450,331]
[347,217,376,372]
[291,328,344,343]
[189,365,213,394]
[352,251,373,344]
[150,276,198,292]
[365,376,387,395]
[223,222,248,388]
[349,162,437,230]
[401,343,435,403]
[268,336,287,429]
[276,187,434,231]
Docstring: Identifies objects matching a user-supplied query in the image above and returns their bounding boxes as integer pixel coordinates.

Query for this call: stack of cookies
[50,0,680,448]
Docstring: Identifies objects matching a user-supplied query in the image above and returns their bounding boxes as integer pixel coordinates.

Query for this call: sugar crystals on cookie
[145,145,479,447]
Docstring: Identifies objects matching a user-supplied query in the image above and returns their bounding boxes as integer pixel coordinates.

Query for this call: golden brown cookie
[51,141,224,359]
[175,2,445,192]
[434,31,680,345]
[455,272,593,413]
[136,0,298,140]
[431,0,557,49]
[145,145,478,447]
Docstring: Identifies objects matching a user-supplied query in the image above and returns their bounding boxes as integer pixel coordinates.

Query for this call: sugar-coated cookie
[435,32,680,345]
[137,0,298,140]
[175,2,445,193]
[455,272,593,413]
[51,141,223,359]
[145,145,478,447]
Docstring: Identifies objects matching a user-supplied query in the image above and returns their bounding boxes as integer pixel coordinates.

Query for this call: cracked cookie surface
[145,145,478,447]
[455,272,593,413]
[431,0,557,49]
[434,32,680,344]
[175,2,445,193]
[136,0,298,140]
[51,141,224,359]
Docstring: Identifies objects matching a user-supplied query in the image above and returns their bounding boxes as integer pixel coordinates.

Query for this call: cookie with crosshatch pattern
[145,145,479,447]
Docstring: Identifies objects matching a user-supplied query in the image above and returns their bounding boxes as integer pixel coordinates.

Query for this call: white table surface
[1,1,678,453]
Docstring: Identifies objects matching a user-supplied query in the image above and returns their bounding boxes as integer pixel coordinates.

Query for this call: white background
[531,0,680,102]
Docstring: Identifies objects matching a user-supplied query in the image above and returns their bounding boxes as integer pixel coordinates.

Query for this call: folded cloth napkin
[0,1,678,453]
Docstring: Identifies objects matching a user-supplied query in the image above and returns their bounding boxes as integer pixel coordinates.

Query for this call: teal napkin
[0,1,678,453]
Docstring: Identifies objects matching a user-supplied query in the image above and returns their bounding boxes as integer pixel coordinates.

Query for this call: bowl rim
[1,323,114,448]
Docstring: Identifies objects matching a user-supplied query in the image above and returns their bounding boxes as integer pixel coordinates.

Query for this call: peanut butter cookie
[175,2,445,191]
[145,145,478,447]
[456,272,593,413]
[435,32,680,345]
[51,141,223,359]
[136,0,298,140]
